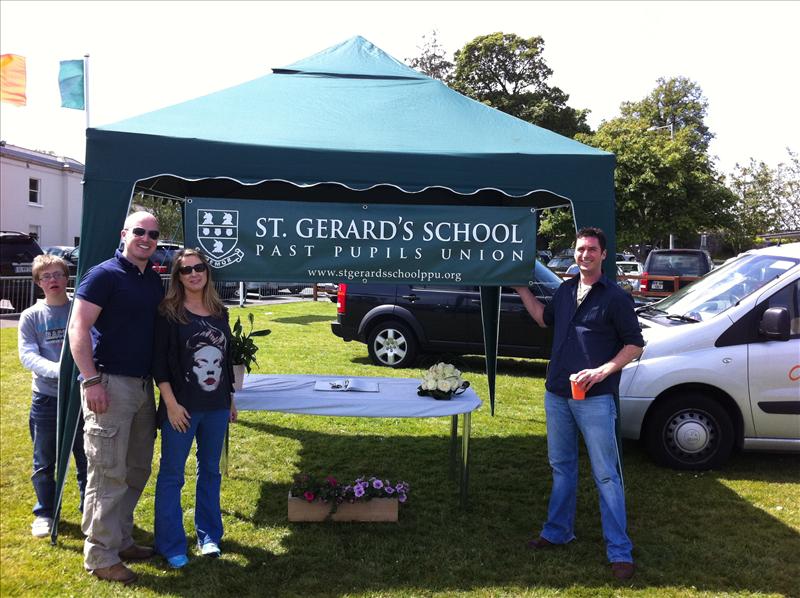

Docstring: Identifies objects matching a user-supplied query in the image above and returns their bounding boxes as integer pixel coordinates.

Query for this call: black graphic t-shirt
[177,313,230,412]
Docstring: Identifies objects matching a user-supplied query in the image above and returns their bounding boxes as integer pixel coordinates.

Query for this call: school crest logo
[197,209,245,268]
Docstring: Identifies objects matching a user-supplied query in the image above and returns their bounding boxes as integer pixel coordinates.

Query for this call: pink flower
[326,476,338,486]
[303,491,315,502]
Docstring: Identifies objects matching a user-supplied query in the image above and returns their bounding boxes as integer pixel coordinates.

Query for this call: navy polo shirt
[76,250,165,378]
[543,275,644,398]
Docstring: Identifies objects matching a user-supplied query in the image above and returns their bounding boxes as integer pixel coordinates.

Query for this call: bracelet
[81,375,102,389]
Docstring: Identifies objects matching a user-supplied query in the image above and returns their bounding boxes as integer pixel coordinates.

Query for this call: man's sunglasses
[128,227,160,240]
[178,263,208,275]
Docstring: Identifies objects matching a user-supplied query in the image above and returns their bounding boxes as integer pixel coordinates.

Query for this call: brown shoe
[526,536,556,550]
[91,562,137,585]
[118,544,155,561]
[611,561,635,580]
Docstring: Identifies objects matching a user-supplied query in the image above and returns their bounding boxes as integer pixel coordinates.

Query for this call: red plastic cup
[569,374,586,400]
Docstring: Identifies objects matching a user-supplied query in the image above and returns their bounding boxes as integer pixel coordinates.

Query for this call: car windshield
[547,256,574,268]
[648,253,707,276]
[0,237,41,262]
[618,262,640,273]
[532,259,564,296]
[653,252,799,322]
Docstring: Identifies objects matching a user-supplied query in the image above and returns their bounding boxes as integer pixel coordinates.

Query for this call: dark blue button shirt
[543,275,644,398]
[76,250,164,378]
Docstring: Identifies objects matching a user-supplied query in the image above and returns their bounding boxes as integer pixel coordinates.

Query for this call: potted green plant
[230,312,270,390]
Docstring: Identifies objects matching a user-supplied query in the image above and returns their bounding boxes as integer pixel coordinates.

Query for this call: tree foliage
[575,77,735,250]
[405,30,454,82]
[407,31,590,138]
[131,192,184,243]
[450,33,591,138]
[537,207,574,253]
[722,149,800,252]
[621,76,713,152]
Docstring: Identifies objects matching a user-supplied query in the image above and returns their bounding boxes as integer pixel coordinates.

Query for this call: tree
[576,116,734,250]
[537,207,574,253]
[408,32,591,138]
[722,149,800,252]
[621,76,713,152]
[570,76,734,251]
[405,30,454,82]
[131,192,184,243]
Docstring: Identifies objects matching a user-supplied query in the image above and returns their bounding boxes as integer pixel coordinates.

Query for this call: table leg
[449,414,459,479]
[460,411,471,507]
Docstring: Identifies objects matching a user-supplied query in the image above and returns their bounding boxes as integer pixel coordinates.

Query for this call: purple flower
[372,479,384,489]
[385,486,395,495]
[354,485,365,498]
[397,492,407,503]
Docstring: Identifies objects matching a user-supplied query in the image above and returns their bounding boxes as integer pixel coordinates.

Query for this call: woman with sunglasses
[151,249,237,569]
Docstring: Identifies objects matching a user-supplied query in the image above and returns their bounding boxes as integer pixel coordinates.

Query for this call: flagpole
[83,54,90,129]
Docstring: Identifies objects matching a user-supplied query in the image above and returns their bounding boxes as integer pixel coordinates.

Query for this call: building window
[29,225,41,241]
[29,178,40,204]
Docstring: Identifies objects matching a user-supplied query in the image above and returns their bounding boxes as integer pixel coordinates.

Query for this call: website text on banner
[184,198,538,286]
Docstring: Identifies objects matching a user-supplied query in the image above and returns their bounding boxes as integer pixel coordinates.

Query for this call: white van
[620,243,800,470]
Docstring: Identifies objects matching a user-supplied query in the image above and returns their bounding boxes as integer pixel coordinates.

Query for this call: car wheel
[367,320,418,368]
[644,392,735,470]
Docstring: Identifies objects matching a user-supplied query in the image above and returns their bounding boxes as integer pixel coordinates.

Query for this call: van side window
[762,280,800,339]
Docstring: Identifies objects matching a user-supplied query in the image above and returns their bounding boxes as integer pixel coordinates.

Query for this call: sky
[1,0,798,176]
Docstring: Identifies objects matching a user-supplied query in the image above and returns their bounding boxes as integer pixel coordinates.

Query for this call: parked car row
[329,243,800,471]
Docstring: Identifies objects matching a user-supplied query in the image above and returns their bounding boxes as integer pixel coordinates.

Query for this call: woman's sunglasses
[178,263,208,275]
[128,227,160,240]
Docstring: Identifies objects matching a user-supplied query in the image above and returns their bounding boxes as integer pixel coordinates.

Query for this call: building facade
[0,142,84,247]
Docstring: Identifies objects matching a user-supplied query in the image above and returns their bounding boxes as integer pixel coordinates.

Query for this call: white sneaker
[31,516,53,538]
[199,541,221,557]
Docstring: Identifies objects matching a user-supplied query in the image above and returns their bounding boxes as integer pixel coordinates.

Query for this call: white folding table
[231,374,482,506]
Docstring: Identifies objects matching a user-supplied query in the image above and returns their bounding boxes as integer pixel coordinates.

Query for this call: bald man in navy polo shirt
[69,211,165,585]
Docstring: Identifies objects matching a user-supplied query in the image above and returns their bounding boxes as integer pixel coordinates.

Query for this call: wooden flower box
[287,494,399,522]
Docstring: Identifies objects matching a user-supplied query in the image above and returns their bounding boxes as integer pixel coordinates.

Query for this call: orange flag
[1,54,27,106]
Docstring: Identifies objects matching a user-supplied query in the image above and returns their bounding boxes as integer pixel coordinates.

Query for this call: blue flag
[58,59,84,110]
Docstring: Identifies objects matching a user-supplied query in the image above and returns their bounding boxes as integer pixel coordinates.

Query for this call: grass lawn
[1,300,798,597]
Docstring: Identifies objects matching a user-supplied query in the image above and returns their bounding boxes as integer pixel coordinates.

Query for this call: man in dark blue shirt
[515,227,644,581]
[69,211,165,585]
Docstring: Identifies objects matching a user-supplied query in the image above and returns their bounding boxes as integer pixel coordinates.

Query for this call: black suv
[1,231,44,312]
[330,261,561,368]
[640,249,714,297]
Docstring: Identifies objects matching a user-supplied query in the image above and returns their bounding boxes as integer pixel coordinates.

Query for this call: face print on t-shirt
[192,344,224,391]
[185,322,227,392]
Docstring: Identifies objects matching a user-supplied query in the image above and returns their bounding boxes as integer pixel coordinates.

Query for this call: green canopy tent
[53,36,616,541]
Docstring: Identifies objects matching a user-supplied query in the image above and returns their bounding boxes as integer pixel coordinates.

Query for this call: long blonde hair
[159,248,225,324]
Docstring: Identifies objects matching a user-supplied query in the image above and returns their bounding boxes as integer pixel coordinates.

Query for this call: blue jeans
[540,391,633,563]
[30,392,87,518]
[155,408,229,559]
